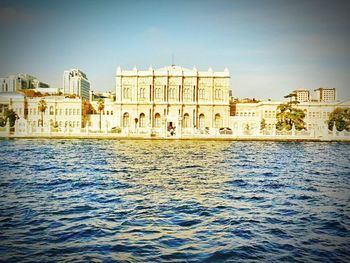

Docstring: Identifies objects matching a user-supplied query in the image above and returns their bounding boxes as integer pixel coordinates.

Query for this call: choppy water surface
[0,140,349,262]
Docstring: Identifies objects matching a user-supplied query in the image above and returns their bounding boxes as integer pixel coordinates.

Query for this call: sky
[0,0,349,100]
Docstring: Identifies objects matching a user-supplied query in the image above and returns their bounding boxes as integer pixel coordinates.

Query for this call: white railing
[276,130,292,136]
[295,130,311,136]
[3,121,350,140]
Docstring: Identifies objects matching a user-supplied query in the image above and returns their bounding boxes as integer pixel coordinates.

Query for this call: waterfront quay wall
[0,128,349,142]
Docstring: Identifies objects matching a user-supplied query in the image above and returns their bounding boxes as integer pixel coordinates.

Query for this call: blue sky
[0,0,349,100]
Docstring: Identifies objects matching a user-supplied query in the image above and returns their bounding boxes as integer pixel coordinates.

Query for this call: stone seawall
[1,132,349,142]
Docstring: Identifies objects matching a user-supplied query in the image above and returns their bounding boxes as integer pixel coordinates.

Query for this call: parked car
[219,127,233,135]
[110,127,121,133]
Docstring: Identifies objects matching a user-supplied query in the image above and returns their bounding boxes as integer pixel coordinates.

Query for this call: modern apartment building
[63,69,90,100]
[0,74,50,93]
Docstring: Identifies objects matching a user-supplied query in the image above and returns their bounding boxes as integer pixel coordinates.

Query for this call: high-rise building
[63,69,90,100]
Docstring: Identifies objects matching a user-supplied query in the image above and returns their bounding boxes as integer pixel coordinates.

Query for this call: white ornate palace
[115,65,230,136]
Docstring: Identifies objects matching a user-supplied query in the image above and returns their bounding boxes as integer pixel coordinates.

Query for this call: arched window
[154,113,161,128]
[139,113,146,128]
[5,83,8,92]
[123,112,129,127]
[183,113,190,128]
[49,106,54,115]
[214,114,221,128]
[199,114,205,128]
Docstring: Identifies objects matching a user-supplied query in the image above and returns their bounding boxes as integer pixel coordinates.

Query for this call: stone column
[177,117,182,138]
[332,123,337,137]
[14,120,19,135]
[5,119,10,134]
[322,125,329,140]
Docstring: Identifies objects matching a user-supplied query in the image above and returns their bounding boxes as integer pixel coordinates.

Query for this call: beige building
[314,88,336,102]
[230,95,350,136]
[0,93,83,133]
[115,65,230,136]
[26,96,82,132]
[294,89,310,102]
[89,98,118,131]
[230,100,281,135]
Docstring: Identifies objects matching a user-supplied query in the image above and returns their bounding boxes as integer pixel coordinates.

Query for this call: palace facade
[115,65,230,135]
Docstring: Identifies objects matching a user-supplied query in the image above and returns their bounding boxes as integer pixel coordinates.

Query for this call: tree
[38,99,47,127]
[260,118,266,130]
[19,89,44,98]
[276,102,306,131]
[0,109,19,127]
[0,116,6,127]
[328,108,350,131]
[97,98,105,131]
[82,99,96,128]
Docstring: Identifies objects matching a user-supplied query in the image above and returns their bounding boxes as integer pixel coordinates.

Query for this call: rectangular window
[123,87,130,99]
[199,89,205,99]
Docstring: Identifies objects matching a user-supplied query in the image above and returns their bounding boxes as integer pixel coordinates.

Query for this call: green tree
[276,102,306,131]
[38,98,47,127]
[97,98,105,131]
[260,118,266,130]
[0,116,6,127]
[328,108,350,131]
[1,109,19,127]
